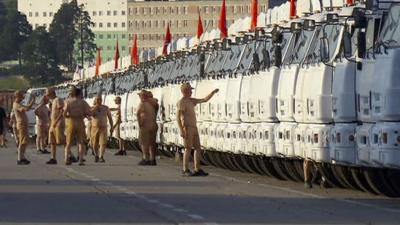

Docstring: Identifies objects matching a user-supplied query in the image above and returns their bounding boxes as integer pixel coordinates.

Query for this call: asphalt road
[0,138,400,225]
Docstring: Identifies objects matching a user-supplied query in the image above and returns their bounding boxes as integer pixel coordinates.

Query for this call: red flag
[197,8,204,40]
[162,24,172,56]
[219,0,228,39]
[346,0,354,5]
[250,0,258,31]
[95,48,102,77]
[290,0,297,19]
[114,39,120,70]
[131,34,139,65]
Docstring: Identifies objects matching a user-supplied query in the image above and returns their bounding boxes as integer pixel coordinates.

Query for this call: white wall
[18,0,65,29]
[77,0,128,32]
[18,0,128,31]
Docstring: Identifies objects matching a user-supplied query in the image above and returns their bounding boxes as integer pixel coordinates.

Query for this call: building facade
[18,0,129,63]
[127,0,269,53]
[18,0,269,65]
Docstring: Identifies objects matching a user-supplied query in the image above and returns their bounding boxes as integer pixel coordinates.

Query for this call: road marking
[31,151,400,216]
[61,166,219,225]
[159,203,174,208]
[188,214,205,220]
[212,172,400,214]
[212,172,324,199]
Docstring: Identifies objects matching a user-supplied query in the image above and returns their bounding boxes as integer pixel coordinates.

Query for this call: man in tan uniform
[177,83,218,176]
[34,95,50,154]
[9,110,19,147]
[63,87,92,165]
[91,95,113,163]
[137,90,159,166]
[111,96,125,155]
[46,87,66,164]
[13,91,35,165]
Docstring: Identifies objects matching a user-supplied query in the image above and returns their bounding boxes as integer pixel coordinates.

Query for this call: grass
[0,76,30,90]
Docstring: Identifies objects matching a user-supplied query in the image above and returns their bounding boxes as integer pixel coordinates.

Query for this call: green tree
[49,0,80,70]
[0,1,7,33]
[21,27,64,85]
[74,4,97,67]
[0,9,32,64]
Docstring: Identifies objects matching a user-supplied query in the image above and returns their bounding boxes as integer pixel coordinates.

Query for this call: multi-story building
[18,0,69,30]
[79,0,129,62]
[127,0,269,53]
[18,0,129,63]
[19,0,269,64]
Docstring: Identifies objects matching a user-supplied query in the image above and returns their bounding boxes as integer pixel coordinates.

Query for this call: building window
[113,10,117,16]
[107,11,111,16]
[43,12,47,17]
[29,12,32,17]
[99,23,103,28]
[230,6,234,13]
[93,22,96,27]
[107,34,111,39]
[35,12,39,17]
[107,23,111,28]
[155,20,158,28]
[93,11,96,16]
[122,46,126,51]
[107,57,111,61]
[107,46,111,50]
[114,22,118,27]
[121,10,125,15]
[122,34,126,39]
[183,20,188,27]
[99,11,103,16]
[133,8,137,14]
[140,8,144,14]
[49,12,53,17]
[122,22,126,28]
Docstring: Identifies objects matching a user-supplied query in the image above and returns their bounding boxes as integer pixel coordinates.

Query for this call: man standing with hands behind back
[46,87,66,165]
[91,95,113,163]
[177,83,218,176]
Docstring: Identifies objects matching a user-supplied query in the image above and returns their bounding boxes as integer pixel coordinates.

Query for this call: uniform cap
[46,87,56,95]
[180,83,194,92]
[14,90,24,98]
[138,90,147,97]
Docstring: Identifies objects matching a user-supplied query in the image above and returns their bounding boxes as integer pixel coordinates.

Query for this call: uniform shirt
[35,105,50,126]
[137,101,157,130]
[50,97,64,127]
[115,105,122,124]
[0,107,6,128]
[91,105,110,128]
[12,102,28,128]
[64,98,91,124]
[177,97,199,128]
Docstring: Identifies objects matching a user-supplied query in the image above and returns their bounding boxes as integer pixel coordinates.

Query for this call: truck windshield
[379,5,400,48]
[283,29,315,65]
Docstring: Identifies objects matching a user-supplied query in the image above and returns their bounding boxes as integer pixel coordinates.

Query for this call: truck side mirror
[343,31,353,58]
[320,36,330,63]
[262,49,271,69]
[274,45,282,67]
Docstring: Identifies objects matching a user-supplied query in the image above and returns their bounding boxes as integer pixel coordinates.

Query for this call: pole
[80,4,84,68]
